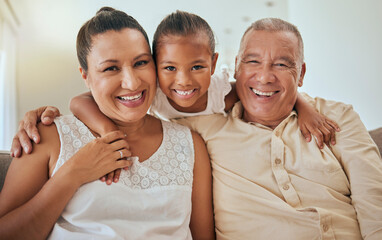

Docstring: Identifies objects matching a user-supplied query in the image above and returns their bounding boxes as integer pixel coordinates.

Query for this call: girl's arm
[189,131,215,240]
[70,92,119,136]
[0,124,131,239]
[224,82,239,112]
[295,93,340,148]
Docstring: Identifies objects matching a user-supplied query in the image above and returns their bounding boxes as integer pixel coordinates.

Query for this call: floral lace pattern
[53,116,194,190]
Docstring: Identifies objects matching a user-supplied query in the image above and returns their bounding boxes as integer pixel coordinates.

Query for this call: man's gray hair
[240,18,304,63]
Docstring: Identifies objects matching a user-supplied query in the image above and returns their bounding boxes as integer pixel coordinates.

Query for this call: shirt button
[283,184,289,190]
[323,224,329,232]
[275,158,281,164]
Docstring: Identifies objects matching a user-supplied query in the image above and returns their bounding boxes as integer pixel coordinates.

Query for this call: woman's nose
[121,68,141,90]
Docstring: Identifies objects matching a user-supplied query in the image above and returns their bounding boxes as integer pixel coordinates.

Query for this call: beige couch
[1,128,382,191]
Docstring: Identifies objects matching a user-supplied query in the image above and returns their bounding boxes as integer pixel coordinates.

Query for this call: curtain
[0,21,17,151]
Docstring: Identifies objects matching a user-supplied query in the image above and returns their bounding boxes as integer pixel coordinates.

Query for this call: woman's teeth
[175,89,194,96]
[251,88,276,97]
[118,92,143,101]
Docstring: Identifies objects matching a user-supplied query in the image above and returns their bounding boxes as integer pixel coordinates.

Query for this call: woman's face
[80,28,157,125]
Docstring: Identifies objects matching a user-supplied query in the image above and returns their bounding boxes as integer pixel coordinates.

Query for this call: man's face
[234,30,305,128]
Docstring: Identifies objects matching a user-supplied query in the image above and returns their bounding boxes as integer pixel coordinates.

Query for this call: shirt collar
[230,101,297,131]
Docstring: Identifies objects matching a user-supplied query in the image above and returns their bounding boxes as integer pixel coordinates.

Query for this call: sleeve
[317,98,382,239]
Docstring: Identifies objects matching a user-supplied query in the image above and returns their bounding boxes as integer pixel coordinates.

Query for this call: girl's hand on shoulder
[64,131,133,186]
[11,106,61,157]
[298,110,340,149]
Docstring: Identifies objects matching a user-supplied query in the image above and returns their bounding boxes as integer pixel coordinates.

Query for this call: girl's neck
[168,91,208,113]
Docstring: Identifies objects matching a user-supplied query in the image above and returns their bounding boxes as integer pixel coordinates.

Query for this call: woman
[0,7,214,239]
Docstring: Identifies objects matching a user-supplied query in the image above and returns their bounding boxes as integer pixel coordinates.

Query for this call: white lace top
[49,115,195,240]
[150,69,232,121]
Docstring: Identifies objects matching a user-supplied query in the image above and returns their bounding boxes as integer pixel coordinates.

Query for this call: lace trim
[53,116,194,190]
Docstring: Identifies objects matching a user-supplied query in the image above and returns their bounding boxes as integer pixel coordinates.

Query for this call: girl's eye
[134,60,148,67]
[164,66,176,71]
[104,66,118,72]
[191,65,204,70]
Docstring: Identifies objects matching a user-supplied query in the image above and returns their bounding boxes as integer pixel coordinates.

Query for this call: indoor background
[0,0,381,150]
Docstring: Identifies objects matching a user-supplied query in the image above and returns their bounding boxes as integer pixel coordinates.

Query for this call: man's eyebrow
[242,53,260,60]
[278,56,296,66]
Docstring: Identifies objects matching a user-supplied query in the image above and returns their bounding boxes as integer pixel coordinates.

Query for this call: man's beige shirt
[177,95,382,240]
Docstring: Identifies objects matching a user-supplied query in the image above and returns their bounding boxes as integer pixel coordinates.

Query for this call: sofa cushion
[369,127,382,155]
[0,151,12,191]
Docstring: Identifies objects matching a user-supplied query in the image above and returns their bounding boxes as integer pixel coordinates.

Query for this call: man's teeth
[175,89,194,96]
[118,92,143,101]
[251,88,276,96]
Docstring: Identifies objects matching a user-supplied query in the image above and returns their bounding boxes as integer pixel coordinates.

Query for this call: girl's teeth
[175,89,194,95]
[251,88,276,96]
[119,92,143,101]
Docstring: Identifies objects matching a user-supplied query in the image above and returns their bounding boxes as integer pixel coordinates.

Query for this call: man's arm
[324,100,382,239]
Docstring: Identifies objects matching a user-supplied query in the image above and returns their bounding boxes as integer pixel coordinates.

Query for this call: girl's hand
[11,106,61,157]
[64,131,133,185]
[298,111,340,149]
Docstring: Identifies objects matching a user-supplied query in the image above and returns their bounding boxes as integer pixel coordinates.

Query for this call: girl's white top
[150,69,232,120]
[49,115,195,240]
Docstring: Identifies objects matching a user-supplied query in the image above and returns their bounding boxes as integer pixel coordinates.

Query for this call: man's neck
[242,111,289,130]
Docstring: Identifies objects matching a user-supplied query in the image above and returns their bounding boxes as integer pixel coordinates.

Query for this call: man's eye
[274,63,288,67]
[164,66,176,71]
[191,65,204,70]
[134,60,148,67]
[104,66,118,72]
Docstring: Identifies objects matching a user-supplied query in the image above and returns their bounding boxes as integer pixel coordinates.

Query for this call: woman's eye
[135,60,148,67]
[104,66,118,72]
[164,66,176,71]
[191,65,204,70]
[248,60,259,64]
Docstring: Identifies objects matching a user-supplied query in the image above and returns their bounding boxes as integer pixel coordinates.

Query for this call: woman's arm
[0,123,132,239]
[70,92,118,136]
[189,131,215,240]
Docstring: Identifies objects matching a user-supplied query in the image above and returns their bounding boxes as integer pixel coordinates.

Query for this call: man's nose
[255,65,276,84]
[121,68,141,90]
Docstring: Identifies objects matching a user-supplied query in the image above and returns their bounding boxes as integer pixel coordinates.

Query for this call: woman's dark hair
[77,7,150,72]
[152,10,215,60]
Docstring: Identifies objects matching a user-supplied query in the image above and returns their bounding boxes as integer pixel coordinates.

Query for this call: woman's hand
[63,131,133,186]
[11,106,61,157]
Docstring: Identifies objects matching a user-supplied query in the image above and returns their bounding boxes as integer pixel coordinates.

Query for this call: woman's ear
[79,66,90,89]
[210,52,219,75]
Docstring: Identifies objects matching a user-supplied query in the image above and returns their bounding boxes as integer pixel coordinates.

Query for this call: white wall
[288,0,382,130]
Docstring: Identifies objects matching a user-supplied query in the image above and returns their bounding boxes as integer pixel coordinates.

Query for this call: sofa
[1,128,382,192]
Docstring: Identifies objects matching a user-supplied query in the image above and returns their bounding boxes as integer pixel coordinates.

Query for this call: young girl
[11,11,339,184]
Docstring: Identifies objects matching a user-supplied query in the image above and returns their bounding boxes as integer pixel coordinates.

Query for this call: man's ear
[79,66,90,89]
[298,63,306,87]
[210,52,219,75]
[233,56,238,79]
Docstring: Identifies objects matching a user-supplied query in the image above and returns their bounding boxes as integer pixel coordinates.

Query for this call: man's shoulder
[300,92,354,121]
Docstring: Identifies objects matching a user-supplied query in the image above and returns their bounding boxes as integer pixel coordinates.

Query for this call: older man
[178,18,382,239]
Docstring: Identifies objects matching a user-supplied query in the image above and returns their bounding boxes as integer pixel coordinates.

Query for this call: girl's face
[156,33,218,112]
[80,28,157,126]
